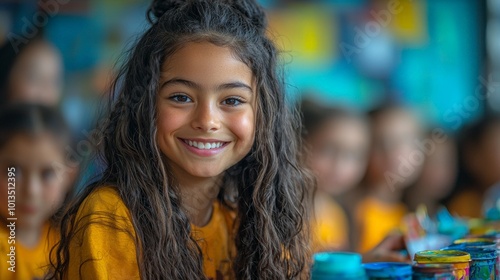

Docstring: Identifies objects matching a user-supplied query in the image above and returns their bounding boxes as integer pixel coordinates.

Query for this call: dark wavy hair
[49,0,312,279]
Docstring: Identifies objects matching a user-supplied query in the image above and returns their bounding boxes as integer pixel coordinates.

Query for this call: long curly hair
[49,0,312,279]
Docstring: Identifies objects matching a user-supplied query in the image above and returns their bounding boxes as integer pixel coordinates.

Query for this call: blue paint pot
[311,252,367,280]
[363,262,412,280]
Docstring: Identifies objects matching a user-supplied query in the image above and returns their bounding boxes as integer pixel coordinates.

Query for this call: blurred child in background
[0,104,75,280]
[0,35,63,106]
[354,105,423,253]
[301,98,370,252]
[404,129,457,218]
[448,114,500,218]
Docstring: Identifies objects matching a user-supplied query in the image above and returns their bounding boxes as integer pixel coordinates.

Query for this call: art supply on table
[402,213,451,259]
[311,252,367,280]
[363,262,412,280]
[412,264,455,280]
[414,250,471,280]
[443,245,497,280]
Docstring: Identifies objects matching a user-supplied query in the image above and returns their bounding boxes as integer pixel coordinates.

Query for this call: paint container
[450,239,498,279]
[363,262,412,279]
[443,246,497,280]
[412,264,455,280]
[472,235,500,280]
[414,250,470,280]
[311,252,367,280]
[453,239,497,250]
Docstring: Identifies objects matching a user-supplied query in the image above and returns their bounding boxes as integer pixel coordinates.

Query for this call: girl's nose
[191,101,221,132]
[24,173,42,199]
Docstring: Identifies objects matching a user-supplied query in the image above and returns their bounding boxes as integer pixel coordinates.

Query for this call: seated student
[448,115,500,218]
[301,98,370,252]
[0,104,76,280]
[354,104,424,253]
[49,1,313,279]
[0,33,62,106]
[404,129,457,218]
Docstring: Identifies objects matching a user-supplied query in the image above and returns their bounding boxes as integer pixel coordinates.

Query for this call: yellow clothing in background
[312,198,349,252]
[0,223,59,280]
[67,186,236,280]
[447,190,483,219]
[355,196,407,253]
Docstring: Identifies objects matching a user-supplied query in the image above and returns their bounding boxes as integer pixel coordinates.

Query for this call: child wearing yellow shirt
[448,115,500,218]
[301,99,370,252]
[49,1,312,279]
[354,105,423,253]
[67,186,236,279]
[0,104,75,280]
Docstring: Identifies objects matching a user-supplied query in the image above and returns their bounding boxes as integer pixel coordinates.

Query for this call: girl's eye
[222,97,244,106]
[169,94,192,103]
[41,167,56,182]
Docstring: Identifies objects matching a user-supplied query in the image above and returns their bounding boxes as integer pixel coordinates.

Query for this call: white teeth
[184,140,224,150]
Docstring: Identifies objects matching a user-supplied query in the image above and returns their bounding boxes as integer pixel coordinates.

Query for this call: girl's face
[308,118,369,196]
[417,140,457,199]
[8,42,62,106]
[156,41,257,180]
[368,109,422,188]
[0,133,70,229]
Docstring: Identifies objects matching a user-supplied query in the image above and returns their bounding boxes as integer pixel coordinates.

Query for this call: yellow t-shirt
[0,222,59,280]
[67,186,235,280]
[355,196,407,253]
[311,198,349,252]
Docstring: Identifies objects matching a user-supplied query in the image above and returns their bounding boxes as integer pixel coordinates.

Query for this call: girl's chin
[185,168,226,179]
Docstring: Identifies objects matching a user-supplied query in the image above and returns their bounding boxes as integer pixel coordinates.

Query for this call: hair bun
[147,0,185,24]
[231,0,267,31]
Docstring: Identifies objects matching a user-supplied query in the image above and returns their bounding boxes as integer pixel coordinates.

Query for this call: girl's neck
[314,188,336,213]
[16,226,43,248]
[406,186,440,216]
[176,173,222,227]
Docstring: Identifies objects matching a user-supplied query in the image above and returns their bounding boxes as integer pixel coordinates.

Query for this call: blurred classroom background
[1,0,499,133]
[1,0,500,255]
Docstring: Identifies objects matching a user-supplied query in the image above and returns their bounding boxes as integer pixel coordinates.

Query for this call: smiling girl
[49,0,311,279]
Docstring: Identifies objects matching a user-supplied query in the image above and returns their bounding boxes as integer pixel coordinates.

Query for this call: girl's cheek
[44,184,67,210]
[232,110,255,141]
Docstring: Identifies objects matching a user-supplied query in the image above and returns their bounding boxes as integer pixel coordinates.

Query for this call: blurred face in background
[7,41,62,106]
[0,133,70,230]
[416,140,457,200]
[307,118,370,196]
[367,108,423,189]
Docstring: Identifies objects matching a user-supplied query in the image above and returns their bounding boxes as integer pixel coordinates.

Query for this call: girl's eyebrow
[216,82,253,94]
[161,78,200,90]
[161,78,253,94]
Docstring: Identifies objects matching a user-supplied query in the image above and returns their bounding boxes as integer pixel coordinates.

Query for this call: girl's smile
[156,41,257,179]
[179,137,230,157]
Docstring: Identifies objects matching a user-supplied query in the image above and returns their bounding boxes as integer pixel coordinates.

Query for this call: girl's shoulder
[77,185,133,225]
[81,186,124,208]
